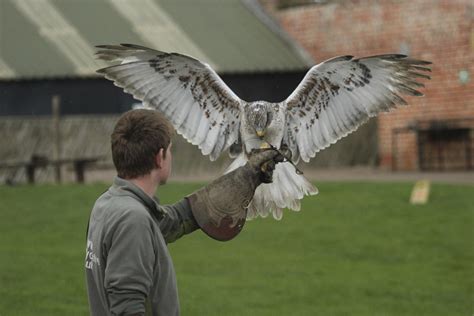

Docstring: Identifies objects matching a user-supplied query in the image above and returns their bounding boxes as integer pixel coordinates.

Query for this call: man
[85,109,283,315]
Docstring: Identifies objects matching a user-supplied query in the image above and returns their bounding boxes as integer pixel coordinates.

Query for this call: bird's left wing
[96,44,242,161]
[283,54,431,162]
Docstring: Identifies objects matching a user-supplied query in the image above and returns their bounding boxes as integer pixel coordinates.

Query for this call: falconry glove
[186,149,284,241]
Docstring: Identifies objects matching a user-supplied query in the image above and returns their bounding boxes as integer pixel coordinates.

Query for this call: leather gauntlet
[186,149,283,241]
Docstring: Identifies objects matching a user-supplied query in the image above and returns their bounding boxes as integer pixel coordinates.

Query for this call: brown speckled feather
[96,44,242,161]
[284,54,431,162]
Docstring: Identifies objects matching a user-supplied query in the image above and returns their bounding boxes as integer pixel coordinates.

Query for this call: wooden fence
[0,115,377,184]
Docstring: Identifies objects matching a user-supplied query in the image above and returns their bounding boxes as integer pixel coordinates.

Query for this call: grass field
[0,181,472,315]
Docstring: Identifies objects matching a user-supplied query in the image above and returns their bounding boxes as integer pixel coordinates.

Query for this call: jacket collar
[111,176,164,220]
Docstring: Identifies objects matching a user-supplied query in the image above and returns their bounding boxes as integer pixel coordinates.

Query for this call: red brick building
[261,0,474,170]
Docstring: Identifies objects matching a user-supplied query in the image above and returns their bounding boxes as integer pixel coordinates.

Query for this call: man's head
[111,109,174,183]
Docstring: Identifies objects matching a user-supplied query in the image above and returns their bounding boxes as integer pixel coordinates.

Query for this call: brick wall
[261,0,474,170]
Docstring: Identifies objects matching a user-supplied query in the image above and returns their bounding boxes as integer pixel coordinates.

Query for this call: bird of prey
[96,44,431,220]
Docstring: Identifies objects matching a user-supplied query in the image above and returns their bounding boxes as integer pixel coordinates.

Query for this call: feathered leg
[225,154,318,220]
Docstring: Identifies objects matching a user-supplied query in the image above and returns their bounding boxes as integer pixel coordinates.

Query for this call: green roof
[0,0,312,80]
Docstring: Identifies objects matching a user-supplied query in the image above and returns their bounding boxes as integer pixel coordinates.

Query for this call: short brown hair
[111,109,173,179]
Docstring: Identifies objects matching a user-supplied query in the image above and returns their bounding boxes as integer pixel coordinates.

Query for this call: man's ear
[155,148,164,169]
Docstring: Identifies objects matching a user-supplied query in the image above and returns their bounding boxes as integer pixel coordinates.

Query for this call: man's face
[159,143,172,185]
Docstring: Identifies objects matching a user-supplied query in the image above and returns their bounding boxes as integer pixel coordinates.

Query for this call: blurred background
[0,0,472,315]
[1,0,472,184]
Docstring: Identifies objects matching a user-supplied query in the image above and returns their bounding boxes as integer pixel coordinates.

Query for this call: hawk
[96,44,431,220]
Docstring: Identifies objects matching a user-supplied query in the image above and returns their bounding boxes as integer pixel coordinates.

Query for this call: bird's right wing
[96,44,242,161]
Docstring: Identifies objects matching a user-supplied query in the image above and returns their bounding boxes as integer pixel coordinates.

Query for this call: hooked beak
[256,130,265,138]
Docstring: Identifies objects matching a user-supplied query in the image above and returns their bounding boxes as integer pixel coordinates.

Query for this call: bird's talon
[260,164,268,173]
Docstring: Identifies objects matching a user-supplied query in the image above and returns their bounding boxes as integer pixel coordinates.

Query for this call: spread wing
[96,44,242,161]
[283,54,431,162]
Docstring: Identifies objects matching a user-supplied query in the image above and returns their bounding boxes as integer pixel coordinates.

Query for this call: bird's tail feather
[225,153,318,220]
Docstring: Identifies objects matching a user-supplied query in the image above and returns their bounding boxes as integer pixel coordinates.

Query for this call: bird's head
[246,102,273,138]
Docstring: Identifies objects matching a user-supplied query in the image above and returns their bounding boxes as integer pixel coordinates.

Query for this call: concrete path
[303,167,474,185]
[85,166,474,185]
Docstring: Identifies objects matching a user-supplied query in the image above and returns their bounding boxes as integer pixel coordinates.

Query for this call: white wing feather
[96,44,242,161]
[284,54,431,162]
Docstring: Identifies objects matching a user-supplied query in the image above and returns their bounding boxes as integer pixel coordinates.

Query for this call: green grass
[0,182,472,315]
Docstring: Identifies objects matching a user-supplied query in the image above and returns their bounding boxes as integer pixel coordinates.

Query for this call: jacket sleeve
[104,210,155,315]
[158,198,199,243]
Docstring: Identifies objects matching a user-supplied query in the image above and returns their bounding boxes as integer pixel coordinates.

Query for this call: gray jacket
[85,177,198,316]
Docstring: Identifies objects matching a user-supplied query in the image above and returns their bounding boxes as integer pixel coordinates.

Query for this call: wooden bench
[0,155,103,184]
